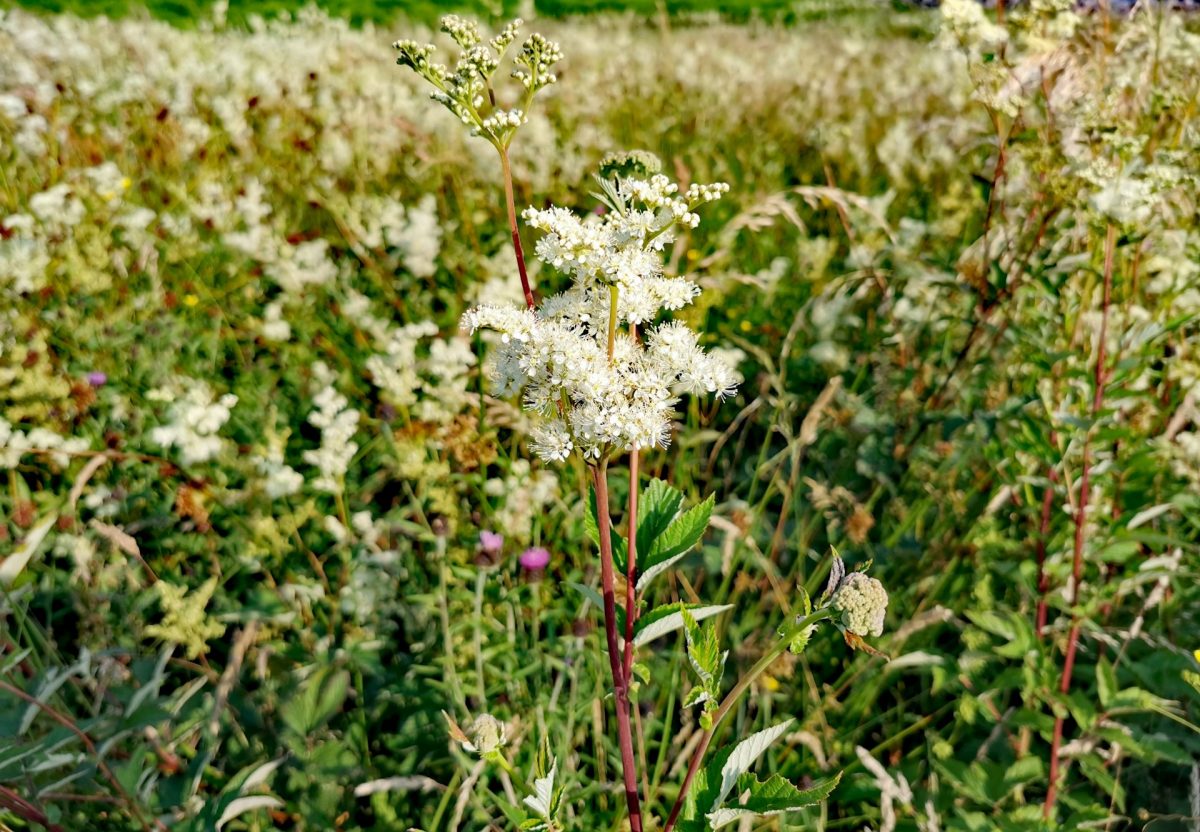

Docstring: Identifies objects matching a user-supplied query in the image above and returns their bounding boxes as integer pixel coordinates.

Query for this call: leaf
[682,609,724,689]
[1097,657,1117,708]
[636,479,685,556]
[523,757,558,820]
[280,667,350,737]
[568,582,625,641]
[216,796,284,829]
[633,603,732,648]
[638,494,714,591]
[710,719,794,810]
[819,555,845,605]
[0,515,56,587]
[706,771,842,829]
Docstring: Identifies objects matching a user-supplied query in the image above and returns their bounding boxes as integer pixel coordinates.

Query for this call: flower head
[86,371,107,387]
[465,713,507,756]
[830,572,889,638]
[462,170,737,464]
[479,530,504,555]
[519,546,551,571]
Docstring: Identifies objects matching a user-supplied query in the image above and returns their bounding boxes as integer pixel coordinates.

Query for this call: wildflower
[144,577,227,660]
[479,530,504,556]
[462,171,738,464]
[302,384,360,494]
[86,371,107,387]
[830,572,889,638]
[149,380,237,465]
[519,546,551,571]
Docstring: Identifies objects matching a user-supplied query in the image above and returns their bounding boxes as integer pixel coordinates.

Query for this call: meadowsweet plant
[396,16,889,831]
[395,14,563,310]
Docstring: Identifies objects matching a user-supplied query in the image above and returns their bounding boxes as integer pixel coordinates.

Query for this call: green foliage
[2,1,1199,830]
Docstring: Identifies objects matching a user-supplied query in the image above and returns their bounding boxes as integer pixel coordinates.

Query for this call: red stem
[1035,460,1059,639]
[592,462,644,832]
[499,148,536,311]
[1045,223,1117,819]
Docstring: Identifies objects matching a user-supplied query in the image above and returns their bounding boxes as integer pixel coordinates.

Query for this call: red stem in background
[592,462,644,832]
[1045,223,1117,820]
[1035,460,1059,639]
[499,148,536,310]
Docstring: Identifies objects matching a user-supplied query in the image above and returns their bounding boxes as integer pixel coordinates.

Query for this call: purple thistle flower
[479,530,504,556]
[519,546,551,572]
[86,372,108,387]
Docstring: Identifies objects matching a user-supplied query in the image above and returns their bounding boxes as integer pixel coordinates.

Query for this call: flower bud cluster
[830,572,889,637]
[394,16,559,148]
[514,32,564,92]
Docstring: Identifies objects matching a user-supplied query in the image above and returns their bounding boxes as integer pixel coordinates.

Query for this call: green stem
[663,609,833,832]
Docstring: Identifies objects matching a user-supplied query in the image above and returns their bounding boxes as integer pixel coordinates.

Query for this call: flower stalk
[663,609,834,832]
[1044,222,1118,820]
[499,147,536,311]
[592,460,645,832]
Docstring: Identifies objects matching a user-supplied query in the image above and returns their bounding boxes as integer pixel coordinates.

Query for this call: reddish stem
[1035,460,1059,639]
[1045,223,1117,819]
[499,148,536,311]
[592,462,644,832]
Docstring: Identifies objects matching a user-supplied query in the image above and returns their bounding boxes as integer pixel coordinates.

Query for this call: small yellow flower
[761,674,780,692]
[120,176,132,190]
[184,294,199,307]
[687,248,700,261]
[740,320,752,332]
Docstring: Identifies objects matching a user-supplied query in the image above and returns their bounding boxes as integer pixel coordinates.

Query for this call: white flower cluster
[149,381,237,465]
[302,384,359,493]
[254,434,304,499]
[830,572,889,637]
[937,0,1008,56]
[463,172,738,463]
[0,417,90,469]
[342,290,476,424]
[485,459,559,542]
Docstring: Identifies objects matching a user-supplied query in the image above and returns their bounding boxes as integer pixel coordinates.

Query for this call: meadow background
[1,0,1199,830]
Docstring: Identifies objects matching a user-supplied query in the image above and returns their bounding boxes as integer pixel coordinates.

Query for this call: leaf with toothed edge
[637,493,714,591]
[705,771,843,828]
[633,603,732,648]
[636,478,685,556]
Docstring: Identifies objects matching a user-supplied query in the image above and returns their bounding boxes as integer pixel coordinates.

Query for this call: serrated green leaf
[638,494,714,591]
[634,603,732,648]
[710,719,794,810]
[280,667,349,737]
[706,771,842,829]
[682,609,724,689]
[636,479,685,556]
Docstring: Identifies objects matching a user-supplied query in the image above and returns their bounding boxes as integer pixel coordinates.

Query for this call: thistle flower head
[479,530,504,555]
[830,572,889,638]
[519,546,551,571]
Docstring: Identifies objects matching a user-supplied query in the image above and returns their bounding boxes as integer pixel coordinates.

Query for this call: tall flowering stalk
[395,17,888,831]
